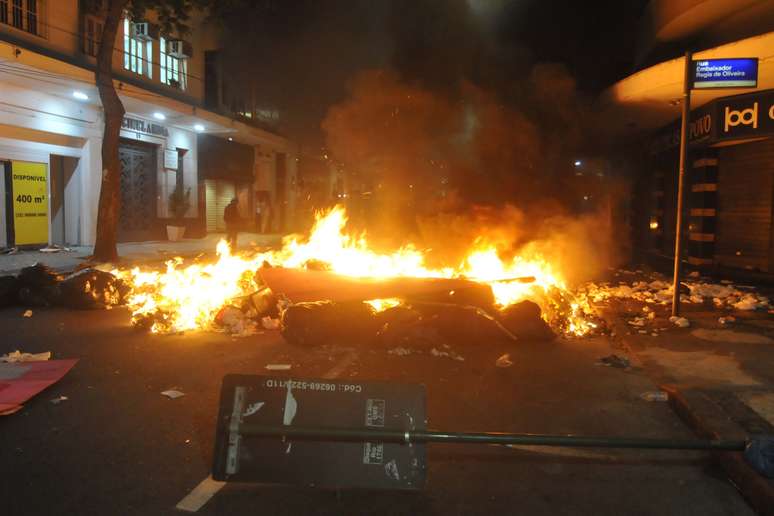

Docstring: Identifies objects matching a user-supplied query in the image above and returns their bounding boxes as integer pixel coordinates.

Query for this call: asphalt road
[0,306,755,516]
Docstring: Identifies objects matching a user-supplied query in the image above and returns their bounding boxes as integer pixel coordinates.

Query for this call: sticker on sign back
[365,399,386,427]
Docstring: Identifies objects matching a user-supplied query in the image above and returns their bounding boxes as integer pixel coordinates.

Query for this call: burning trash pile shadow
[0,263,130,310]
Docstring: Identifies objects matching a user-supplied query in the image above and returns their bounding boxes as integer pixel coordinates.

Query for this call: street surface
[0,304,756,516]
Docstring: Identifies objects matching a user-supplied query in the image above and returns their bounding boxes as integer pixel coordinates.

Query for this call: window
[83,14,103,57]
[12,0,21,29]
[160,36,187,90]
[123,18,152,78]
[1,0,37,34]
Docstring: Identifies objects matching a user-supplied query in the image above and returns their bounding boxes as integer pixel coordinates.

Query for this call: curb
[662,386,774,516]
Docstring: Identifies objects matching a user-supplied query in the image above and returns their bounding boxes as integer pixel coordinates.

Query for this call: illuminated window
[160,36,187,90]
[123,18,152,78]
[1,0,38,34]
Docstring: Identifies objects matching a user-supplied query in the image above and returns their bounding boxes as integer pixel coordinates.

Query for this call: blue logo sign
[692,58,758,89]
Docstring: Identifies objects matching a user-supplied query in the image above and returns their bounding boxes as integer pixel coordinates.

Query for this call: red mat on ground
[0,359,78,415]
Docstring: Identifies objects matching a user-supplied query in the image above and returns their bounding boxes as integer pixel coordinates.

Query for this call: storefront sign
[692,58,758,89]
[122,116,169,138]
[12,161,48,245]
[651,89,774,152]
[164,148,178,170]
[718,90,774,138]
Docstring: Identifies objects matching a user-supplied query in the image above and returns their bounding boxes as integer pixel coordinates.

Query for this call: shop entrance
[119,141,157,242]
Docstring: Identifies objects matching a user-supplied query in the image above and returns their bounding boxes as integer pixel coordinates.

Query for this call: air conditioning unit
[167,39,192,59]
[131,21,159,41]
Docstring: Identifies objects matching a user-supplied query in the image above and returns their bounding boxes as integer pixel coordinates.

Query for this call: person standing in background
[224,197,240,250]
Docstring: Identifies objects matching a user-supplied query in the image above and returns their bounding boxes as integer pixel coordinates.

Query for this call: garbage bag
[374,305,444,348]
[280,301,378,346]
[745,436,774,479]
[58,268,130,309]
[0,275,19,307]
[499,300,556,341]
[16,263,62,307]
[410,302,505,345]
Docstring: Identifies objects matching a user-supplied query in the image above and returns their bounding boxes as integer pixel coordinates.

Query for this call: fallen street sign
[212,374,427,489]
[692,58,758,89]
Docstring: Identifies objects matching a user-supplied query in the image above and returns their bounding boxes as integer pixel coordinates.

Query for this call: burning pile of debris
[112,206,602,342]
[0,263,129,309]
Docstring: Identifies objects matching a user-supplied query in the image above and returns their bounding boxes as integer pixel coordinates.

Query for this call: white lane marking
[173,349,358,512]
[175,476,226,513]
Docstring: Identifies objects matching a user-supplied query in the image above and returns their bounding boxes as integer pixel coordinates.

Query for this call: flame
[114,205,595,336]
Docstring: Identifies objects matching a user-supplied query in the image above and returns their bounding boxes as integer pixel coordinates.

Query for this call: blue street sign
[692,58,758,89]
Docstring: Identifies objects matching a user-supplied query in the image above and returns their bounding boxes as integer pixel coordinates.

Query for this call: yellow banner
[12,161,48,245]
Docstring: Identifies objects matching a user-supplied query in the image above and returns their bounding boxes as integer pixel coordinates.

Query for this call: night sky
[221,0,648,148]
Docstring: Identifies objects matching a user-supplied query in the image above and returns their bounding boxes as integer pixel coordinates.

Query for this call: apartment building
[0,0,296,247]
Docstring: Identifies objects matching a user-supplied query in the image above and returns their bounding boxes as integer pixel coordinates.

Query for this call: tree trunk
[92,0,129,262]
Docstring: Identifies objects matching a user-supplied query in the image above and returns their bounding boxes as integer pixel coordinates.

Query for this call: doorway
[118,141,157,242]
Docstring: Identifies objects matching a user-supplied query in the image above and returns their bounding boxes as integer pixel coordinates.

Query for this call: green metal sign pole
[672,50,693,317]
[238,424,747,452]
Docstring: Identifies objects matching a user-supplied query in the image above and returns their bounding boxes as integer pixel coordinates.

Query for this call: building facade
[0,0,297,248]
[601,0,774,274]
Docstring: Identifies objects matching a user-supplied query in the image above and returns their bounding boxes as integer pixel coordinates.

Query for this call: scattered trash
[0,246,19,255]
[640,391,668,402]
[637,329,647,334]
[50,395,68,404]
[1,350,51,362]
[39,245,72,253]
[719,316,736,325]
[265,364,291,371]
[582,275,771,311]
[651,332,659,337]
[161,389,185,399]
[261,316,281,330]
[387,347,414,356]
[669,316,690,328]
[23,310,32,318]
[688,271,700,278]
[430,347,465,362]
[596,354,630,369]
[495,353,513,368]
[733,295,768,311]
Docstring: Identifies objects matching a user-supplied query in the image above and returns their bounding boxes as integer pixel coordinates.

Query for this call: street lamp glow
[194,124,205,132]
[574,160,582,167]
[153,112,166,121]
[72,90,89,101]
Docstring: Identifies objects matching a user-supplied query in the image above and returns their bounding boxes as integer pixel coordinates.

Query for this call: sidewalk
[0,232,283,275]
[603,296,774,514]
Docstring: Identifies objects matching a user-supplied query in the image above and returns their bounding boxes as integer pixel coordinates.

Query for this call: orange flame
[114,205,595,335]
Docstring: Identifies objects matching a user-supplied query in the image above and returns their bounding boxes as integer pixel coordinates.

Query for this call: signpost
[672,55,759,316]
